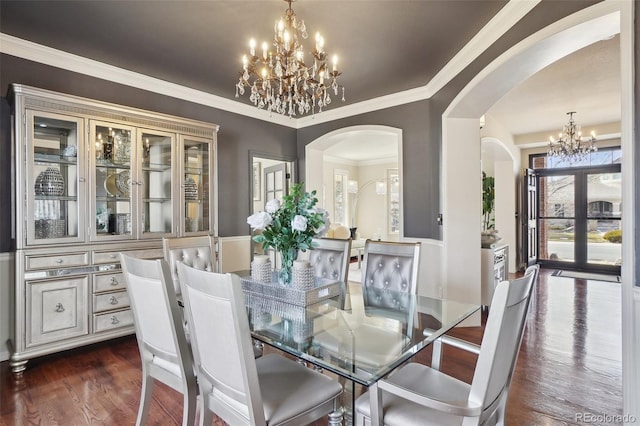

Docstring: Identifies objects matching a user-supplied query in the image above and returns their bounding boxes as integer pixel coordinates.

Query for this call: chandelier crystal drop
[548,111,597,161]
[235,0,344,117]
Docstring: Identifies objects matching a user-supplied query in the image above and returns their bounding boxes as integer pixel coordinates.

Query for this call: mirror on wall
[249,152,296,255]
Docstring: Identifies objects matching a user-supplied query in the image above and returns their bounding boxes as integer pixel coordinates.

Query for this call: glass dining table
[242,277,480,424]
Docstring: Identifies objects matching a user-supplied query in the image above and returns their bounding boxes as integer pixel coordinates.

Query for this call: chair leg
[431,338,443,371]
[182,382,198,426]
[136,373,155,426]
[328,404,344,426]
[200,403,213,426]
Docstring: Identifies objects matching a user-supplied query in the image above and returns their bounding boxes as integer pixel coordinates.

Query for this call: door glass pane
[141,132,172,235]
[539,175,574,262]
[184,139,210,233]
[32,115,80,240]
[587,172,622,266]
[95,125,132,237]
[540,219,575,262]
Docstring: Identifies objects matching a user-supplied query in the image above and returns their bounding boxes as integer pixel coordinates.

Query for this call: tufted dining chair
[309,237,352,283]
[361,240,421,296]
[119,254,197,426]
[176,262,344,426]
[354,265,538,426]
[163,235,216,296]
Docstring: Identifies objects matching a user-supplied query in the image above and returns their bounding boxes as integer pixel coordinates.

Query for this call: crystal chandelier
[235,0,344,117]
[548,111,597,161]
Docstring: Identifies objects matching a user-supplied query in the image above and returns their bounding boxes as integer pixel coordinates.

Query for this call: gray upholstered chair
[119,254,197,426]
[163,235,216,295]
[309,237,352,283]
[176,263,344,426]
[361,239,421,295]
[354,265,538,426]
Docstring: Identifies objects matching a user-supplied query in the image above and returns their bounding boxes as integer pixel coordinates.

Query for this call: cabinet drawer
[26,252,89,270]
[94,272,126,293]
[94,309,134,333]
[26,276,89,347]
[93,248,164,264]
[93,290,130,313]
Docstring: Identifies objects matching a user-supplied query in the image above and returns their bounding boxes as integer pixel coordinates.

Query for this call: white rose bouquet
[247,182,330,284]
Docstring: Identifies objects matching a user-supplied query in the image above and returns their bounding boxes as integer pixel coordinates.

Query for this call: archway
[305,125,404,239]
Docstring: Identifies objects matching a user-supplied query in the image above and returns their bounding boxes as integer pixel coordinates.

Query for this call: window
[333,170,348,226]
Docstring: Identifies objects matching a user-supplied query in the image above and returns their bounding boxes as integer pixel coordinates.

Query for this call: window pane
[539,218,574,262]
[539,175,574,217]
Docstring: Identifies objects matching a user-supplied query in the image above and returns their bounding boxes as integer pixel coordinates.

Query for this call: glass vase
[278,247,298,286]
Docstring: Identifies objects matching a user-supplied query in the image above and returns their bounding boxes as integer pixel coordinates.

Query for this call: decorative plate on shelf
[116,170,131,197]
[104,173,118,197]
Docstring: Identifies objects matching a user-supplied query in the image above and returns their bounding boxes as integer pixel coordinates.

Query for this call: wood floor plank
[0,268,623,425]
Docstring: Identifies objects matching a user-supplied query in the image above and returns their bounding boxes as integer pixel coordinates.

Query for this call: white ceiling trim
[0,0,538,129]
[0,33,296,127]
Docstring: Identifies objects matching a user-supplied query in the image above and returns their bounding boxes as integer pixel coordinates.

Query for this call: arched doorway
[305,125,404,240]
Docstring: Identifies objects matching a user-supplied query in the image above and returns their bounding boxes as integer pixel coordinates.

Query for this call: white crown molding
[0,0,537,128]
[0,33,298,128]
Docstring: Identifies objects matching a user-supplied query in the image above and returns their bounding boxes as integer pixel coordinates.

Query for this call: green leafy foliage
[250,182,328,254]
[603,229,622,243]
[482,171,495,231]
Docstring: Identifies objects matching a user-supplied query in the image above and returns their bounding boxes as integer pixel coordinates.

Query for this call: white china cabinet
[8,85,218,373]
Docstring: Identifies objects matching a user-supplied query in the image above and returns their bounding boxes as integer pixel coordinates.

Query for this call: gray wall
[0,54,297,243]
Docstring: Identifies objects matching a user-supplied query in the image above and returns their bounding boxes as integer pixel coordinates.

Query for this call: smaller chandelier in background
[548,111,597,161]
[235,0,344,117]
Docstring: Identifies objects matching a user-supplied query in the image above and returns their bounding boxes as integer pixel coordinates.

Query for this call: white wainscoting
[400,237,480,327]
[0,252,15,362]
[219,236,252,274]
[400,237,443,299]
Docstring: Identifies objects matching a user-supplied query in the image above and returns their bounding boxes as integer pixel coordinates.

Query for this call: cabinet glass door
[181,136,213,234]
[91,122,135,240]
[140,130,174,237]
[27,111,85,245]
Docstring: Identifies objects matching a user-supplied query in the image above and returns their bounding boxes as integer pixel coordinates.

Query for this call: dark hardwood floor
[0,268,623,425]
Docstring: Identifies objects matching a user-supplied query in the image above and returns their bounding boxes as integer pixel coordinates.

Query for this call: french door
[536,164,621,274]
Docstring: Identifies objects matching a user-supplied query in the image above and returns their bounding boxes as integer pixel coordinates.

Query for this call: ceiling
[0,1,621,158]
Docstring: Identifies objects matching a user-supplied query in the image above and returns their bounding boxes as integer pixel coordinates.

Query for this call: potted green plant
[481,172,501,247]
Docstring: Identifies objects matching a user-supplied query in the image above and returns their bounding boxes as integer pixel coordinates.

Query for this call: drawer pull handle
[55,303,65,312]
[55,259,63,264]
[109,296,119,305]
[110,277,119,286]
[109,254,117,259]
[110,316,120,325]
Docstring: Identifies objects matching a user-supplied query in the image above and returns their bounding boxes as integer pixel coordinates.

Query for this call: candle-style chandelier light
[235,0,344,117]
[548,111,597,161]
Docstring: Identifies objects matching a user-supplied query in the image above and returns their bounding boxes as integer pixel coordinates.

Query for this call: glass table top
[245,282,480,386]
